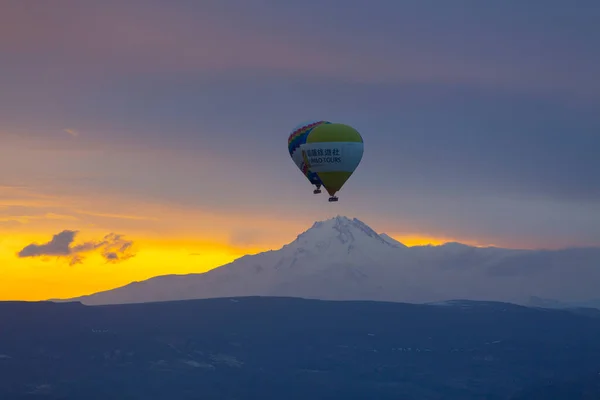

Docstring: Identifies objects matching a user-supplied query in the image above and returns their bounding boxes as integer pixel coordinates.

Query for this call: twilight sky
[1,0,599,300]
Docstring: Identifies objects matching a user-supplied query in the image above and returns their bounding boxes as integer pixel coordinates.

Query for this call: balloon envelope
[287,120,330,186]
[301,123,364,196]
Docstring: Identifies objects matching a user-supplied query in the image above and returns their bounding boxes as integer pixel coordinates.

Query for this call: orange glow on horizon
[0,232,272,302]
[389,234,494,248]
[391,235,451,247]
[0,230,491,301]
[0,186,290,301]
[0,186,502,302]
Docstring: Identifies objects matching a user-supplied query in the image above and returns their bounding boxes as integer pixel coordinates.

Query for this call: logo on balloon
[305,147,343,167]
[308,156,342,167]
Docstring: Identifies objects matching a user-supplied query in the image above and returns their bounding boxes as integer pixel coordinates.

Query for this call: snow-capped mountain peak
[285,215,400,254]
[59,215,600,308]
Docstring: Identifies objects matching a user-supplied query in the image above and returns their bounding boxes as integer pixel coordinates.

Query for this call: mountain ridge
[56,215,600,307]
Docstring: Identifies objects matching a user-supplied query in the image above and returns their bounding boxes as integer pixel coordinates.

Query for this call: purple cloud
[17,230,135,265]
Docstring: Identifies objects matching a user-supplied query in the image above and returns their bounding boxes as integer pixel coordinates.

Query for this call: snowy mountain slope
[379,233,406,248]
[62,216,600,306]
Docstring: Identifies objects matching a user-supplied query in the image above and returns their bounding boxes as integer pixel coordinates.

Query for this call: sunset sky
[1,0,599,301]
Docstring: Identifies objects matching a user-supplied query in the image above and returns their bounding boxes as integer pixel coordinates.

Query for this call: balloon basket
[313,189,322,194]
[328,196,339,202]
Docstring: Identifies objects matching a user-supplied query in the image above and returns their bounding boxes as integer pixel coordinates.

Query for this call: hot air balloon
[287,120,331,194]
[301,123,364,202]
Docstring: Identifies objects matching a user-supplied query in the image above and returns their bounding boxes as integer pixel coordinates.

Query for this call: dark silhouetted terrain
[1,297,600,399]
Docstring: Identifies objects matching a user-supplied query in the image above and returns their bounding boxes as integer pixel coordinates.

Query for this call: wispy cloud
[0,186,61,208]
[74,210,158,221]
[16,230,136,265]
[0,213,77,224]
[63,128,79,137]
